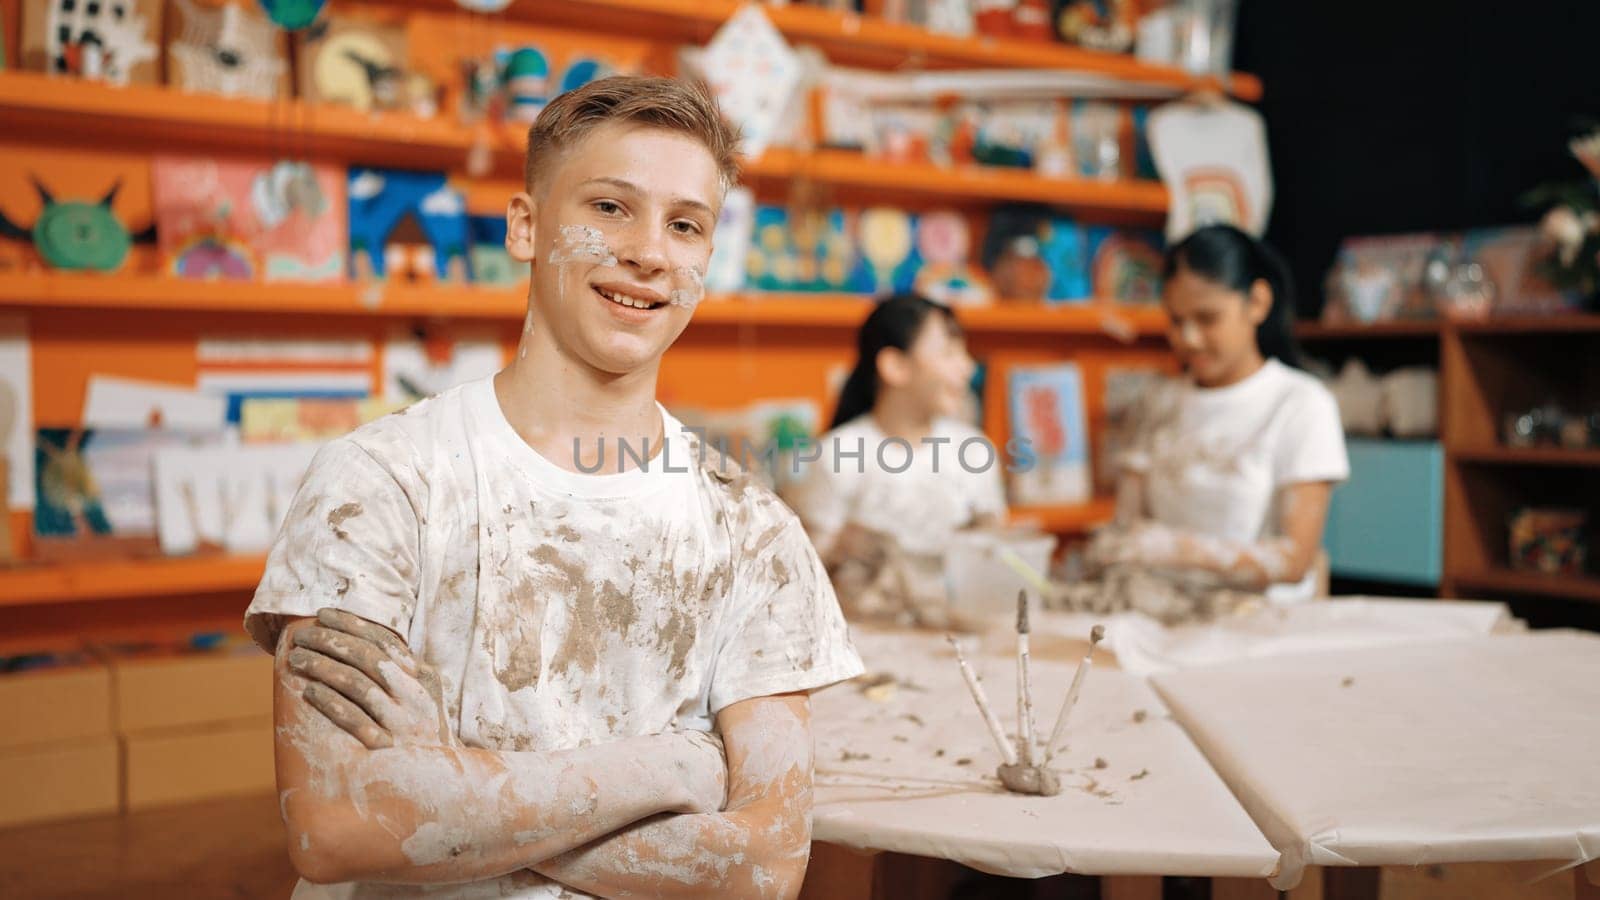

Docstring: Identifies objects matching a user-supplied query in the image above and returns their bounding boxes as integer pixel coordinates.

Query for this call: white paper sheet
[83,375,229,429]
[811,628,1279,879]
[1150,632,1600,889]
[0,315,32,509]
[1025,597,1516,676]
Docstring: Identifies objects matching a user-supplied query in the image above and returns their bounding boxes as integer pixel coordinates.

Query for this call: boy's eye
[592,200,623,216]
[670,220,703,236]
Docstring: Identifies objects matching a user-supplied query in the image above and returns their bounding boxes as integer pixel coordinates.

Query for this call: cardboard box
[0,660,113,750]
[108,644,273,733]
[123,720,276,811]
[0,737,120,827]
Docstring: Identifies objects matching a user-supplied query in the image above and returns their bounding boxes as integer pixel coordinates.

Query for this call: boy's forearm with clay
[276,611,729,886]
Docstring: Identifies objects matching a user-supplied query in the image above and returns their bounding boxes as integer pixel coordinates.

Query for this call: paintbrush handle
[948,635,1019,767]
[1044,657,1092,762]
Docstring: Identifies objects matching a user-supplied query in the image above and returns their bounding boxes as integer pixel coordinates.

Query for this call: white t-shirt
[784,415,1008,558]
[1122,359,1348,602]
[246,376,863,900]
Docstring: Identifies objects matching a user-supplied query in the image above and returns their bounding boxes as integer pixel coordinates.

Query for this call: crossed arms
[274,609,815,898]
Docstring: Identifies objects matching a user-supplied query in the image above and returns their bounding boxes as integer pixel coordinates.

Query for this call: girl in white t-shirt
[1089,225,1348,604]
[784,293,1007,607]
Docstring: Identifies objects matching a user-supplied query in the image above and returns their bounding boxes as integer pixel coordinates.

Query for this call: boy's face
[507,122,721,376]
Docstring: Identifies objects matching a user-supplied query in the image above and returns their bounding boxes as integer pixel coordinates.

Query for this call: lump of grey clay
[996,763,1061,797]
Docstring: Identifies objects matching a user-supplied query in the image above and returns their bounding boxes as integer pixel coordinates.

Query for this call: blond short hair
[525,75,742,195]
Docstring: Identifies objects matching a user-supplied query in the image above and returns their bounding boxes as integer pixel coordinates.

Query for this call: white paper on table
[810,627,1279,879]
[83,375,229,430]
[1026,597,1517,676]
[698,5,802,158]
[0,315,33,509]
[1150,632,1600,890]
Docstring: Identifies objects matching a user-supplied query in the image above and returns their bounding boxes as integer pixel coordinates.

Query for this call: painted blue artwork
[347,168,469,281]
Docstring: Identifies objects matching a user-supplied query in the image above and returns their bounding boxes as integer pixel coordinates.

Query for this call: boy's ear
[506,191,538,264]
[876,346,911,388]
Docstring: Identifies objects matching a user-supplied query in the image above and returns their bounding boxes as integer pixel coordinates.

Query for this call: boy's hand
[288,607,456,749]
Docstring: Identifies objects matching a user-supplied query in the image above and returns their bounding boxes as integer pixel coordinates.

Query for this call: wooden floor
[0,792,297,899]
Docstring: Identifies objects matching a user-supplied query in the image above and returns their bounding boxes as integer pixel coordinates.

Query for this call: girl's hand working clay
[827,521,892,570]
[288,607,456,749]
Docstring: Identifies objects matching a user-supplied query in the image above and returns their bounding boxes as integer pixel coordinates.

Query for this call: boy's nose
[615,224,669,276]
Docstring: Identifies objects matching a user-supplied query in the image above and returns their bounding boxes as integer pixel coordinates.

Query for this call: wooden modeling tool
[1045,624,1106,764]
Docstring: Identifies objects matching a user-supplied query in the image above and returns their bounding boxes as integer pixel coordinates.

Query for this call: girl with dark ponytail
[785,292,1007,580]
[1084,225,1349,604]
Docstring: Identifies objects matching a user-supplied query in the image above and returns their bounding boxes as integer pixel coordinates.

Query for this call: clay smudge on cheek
[549,224,619,267]
[667,265,706,310]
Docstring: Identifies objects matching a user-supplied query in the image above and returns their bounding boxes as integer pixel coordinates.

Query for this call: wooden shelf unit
[0,272,1171,336]
[1295,320,1442,341]
[0,73,1169,220]
[0,7,1202,645]
[1438,313,1600,605]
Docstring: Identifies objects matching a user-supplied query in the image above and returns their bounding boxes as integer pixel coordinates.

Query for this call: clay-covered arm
[275,612,728,886]
[531,693,815,900]
[1089,481,1334,589]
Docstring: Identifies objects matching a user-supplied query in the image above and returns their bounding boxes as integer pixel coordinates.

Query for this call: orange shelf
[752,148,1169,216]
[1010,497,1117,534]
[1295,319,1442,340]
[1449,567,1600,604]
[1450,445,1600,467]
[525,0,1261,100]
[1,271,1170,336]
[0,72,1170,218]
[0,554,267,608]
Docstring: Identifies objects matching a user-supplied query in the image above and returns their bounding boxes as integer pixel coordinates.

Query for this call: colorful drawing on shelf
[1087,227,1163,303]
[704,187,754,293]
[1183,167,1250,232]
[170,0,289,100]
[497,46,549,123]
[33,427,217,559]
[256,0,328,31]
[0,316,33,518]
[1038,218,1090,302]
[912,210,993,307]
[300,14,433,116]
[382,328,502,401]
[0,176,156,272]
[152,157,345,283]
[1007,364,1090,506]
[699,4,802,158]
[466,214,527,286]
[348,168,469,283]
[857,208,918,294]
[22,0,162,84]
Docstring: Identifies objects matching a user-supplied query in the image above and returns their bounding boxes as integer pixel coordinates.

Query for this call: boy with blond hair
[247,76,862,899]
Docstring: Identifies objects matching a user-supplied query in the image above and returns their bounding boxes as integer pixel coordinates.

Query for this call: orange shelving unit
[0,3,1236,645]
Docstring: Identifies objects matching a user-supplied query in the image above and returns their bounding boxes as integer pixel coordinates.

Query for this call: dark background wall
[1233,0,1600,320]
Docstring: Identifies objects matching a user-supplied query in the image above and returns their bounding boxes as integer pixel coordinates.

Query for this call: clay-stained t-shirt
[245,375,864,900]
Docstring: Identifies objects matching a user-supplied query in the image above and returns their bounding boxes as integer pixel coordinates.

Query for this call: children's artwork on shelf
[1322,233,1440,324]
[256,0,328,31]
[1130,105,1159,181]
[704,187,754,294]
[153,441,318,555]
[912,211,993,307]
[239,396,403,443]
[22,0,161,84]
[857,208,920,295]
[348,168,469,283]
[33,427,219,560]
[674,399,819,491]
[698,4,802,158]
[82,375,229,429]
[168,0,289,100]
[1461,226,1571,315]
[1148,99,1272,242]
[403,14,648,129]
[195,336,375,422]
[466,214,526,287]
[152,156,345,283]
[0,145,157,273]
[1055,0,1136,51]
[1088,227,1164,303]
[382,328,502,401]
[300,13,435,117]
[1008,364,1091,506]
[1069,100,1124,180]
[0,315,33,513]
[1038,218,1091,302]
